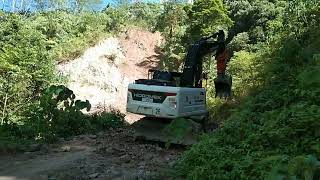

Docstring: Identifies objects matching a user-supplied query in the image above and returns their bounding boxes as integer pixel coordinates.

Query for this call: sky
[0,0,159,12]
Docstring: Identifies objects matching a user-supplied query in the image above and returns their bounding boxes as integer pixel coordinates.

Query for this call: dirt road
[0,127,182,180]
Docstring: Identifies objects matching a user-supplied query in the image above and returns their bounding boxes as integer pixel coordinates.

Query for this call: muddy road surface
[0,127,183,180]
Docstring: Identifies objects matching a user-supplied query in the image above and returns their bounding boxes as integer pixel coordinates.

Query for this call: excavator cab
[135,69,182,87]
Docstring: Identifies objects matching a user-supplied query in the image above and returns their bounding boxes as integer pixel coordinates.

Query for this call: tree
[184,0,233,43]
[155,1,189,71]
[33,0,102,11]
[225,0,286,46]
[75,0,102,11]
[156,1,187,38]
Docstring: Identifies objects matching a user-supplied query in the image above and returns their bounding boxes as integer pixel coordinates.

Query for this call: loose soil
[0,128,182,180]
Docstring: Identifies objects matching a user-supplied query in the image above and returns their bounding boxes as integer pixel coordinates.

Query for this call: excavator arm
[180,30,233,98]
[133,30,233,98]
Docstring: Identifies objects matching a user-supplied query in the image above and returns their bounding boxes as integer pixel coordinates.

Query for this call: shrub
[1,85,125,144]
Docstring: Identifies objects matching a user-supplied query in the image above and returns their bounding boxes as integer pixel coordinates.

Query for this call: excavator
[126,30,232,145]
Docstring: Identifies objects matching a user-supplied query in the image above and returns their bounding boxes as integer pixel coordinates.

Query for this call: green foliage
[128,2,161,31]
[155,2,189,71]
[176,0,320,179]
[298,67,320,90]
[225,0,287,47]
[18,0,102,12]
[268,155,320,180]
[1,85,125,144]
[91,110,126,130]
[103,2,161,31]
[160,39,186,71]
[162,118,194,148]
[184,0,233,42]
[155,2,187,39]
[23,85,92,141]
[157,0,233,71]
[28,11,115,62]
[0,14,55,124]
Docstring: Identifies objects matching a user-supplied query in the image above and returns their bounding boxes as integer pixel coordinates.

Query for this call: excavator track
[130,117,202,146]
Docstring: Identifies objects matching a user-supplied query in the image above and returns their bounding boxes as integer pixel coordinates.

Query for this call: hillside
[57,29,162,122]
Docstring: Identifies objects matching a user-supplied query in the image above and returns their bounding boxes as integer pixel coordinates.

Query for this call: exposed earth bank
[57,28,163,123]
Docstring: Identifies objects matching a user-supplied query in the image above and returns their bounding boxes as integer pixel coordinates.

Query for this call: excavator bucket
[214,75,232,98]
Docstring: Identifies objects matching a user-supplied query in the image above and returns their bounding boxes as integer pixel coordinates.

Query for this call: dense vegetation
[1,0,319,179]
[158,0,320,179]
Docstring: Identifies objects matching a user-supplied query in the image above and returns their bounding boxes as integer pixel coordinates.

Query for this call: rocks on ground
[0,128,182,180]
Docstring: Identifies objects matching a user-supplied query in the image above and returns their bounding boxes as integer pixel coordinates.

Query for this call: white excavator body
[127,83,207,119]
